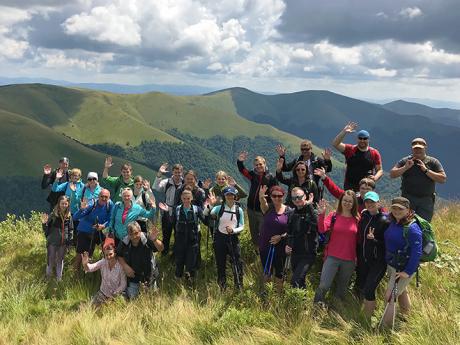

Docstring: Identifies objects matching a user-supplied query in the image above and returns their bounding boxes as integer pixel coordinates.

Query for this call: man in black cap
[41,157,70,210]
[390,138,446,221]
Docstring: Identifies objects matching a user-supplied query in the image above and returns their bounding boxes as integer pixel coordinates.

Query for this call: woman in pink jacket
[314,190,360,304]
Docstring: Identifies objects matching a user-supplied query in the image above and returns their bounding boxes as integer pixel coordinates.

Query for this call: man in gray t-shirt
[390,138,447,221]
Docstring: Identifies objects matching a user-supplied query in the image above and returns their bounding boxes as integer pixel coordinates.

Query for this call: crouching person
[117,221,164,299]
[82,237,126,307]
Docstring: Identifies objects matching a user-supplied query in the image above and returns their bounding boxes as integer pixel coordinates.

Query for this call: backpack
[319,212,337,246]
[176,205,199,225]
[217,202,242,227]
[403,214,437,262]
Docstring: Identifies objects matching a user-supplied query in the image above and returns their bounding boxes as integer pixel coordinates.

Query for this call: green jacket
[209,183,248,203]
[101,175,134,203]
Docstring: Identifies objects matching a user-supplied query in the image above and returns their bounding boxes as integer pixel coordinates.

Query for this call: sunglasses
[271,194,284,198]
[358,137,369,141]
[87,178,97,181]
[292,195,305,201]
[301,147,311,151]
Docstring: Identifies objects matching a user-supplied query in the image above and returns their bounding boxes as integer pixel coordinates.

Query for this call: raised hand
[367,227,375,240]
[317,199,328,214]
[207,190,217,206]
[148,222,160,241]
[159,163,169,174]
[313,167,326,179]
[238,151,248,162]
[343,122,358,133]
[142,179,151,191]
[148,194,156,209]
[55,169,63,180]
[322,148,332,161]
[259,185,268,199]
[306,193,314,205]
[276,157,284,172]
[158,202,169,212]
[41,213,49,224]
[227,175,236,186]
[80,197,88,209]
[104,156,113,169]
[43,164,52,175]
[202,178,212,190]
[276,144,286,157]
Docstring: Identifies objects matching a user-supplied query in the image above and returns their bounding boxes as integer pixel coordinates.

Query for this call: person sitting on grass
[82,237,126,307]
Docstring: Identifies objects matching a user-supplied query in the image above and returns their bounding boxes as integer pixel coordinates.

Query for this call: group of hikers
[40,122,446,327]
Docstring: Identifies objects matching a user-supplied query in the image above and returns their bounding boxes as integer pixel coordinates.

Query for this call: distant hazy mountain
[382,100,460,128]
[214,87,457,198]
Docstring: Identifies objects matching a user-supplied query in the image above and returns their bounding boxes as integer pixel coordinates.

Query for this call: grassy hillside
[0,204,459,344]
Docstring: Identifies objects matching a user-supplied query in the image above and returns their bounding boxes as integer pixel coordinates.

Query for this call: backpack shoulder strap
[141,191,148,208]
[80,186,87,202]
[192,205,199,224]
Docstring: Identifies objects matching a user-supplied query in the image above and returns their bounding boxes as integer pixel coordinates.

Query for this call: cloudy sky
[1,0,460,101]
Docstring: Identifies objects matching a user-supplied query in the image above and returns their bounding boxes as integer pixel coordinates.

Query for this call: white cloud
[0,6,31,60]
[399,7,423,19]
[63,4,141,46]
[37,49,114,71]
[366,68,397,77]
[313,41,362,65]
[0,37,29,59]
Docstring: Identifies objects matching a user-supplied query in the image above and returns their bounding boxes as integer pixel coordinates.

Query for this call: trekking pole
[378,276,400,330]
[264,244,275,277]
[228,235,241,289]
[282,254,291,283]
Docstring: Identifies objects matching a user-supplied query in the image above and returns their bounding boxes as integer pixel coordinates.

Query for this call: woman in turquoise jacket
[108,188,156,241]
[52,168,85,215]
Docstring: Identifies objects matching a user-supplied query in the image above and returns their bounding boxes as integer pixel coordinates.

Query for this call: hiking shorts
[386,265,414,297]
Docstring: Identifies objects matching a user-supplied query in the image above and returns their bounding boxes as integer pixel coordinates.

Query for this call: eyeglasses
[296,168,307,171]
[301,147,312,151]
[87,178,97,181]
[271,194,284,198]
[292,195,305,201]
[358,137,369,141]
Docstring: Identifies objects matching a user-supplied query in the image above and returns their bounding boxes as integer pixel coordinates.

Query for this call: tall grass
[0,206,459,345]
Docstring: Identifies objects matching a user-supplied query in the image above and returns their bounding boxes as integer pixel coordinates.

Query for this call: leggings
[46,244,66,281]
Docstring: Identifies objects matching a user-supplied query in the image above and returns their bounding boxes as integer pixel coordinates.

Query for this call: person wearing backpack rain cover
[382,197,422,327]
[205,186,245,291]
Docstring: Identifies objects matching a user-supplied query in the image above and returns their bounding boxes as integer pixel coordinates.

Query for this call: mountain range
[0,83,456,218]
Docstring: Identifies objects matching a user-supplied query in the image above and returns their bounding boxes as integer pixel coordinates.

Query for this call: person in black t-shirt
[117,221,164,299]
[390,137,446,221]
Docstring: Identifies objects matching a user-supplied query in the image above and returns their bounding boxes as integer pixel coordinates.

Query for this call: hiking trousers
[213,231,243,289]
[314,256,355,303]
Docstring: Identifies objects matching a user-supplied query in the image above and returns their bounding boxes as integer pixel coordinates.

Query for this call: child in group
[41,195,74,281]
[82,237,126,307]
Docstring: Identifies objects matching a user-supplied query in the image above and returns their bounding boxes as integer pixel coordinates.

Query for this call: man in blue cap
[332,122,383,191]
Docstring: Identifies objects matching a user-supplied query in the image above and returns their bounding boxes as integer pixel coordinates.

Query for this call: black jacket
[357,209,390,263]
[237,160,277,212]
[276,171,319,206]
[286,205,318,263]
[41,169,70,206]
[281,153,332,187]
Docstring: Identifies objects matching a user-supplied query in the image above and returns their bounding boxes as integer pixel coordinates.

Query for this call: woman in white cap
[382,197,422,327]
[77,172,102,206]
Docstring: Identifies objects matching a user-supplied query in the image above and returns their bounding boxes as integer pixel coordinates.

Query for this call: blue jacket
[75,184,102,204]
[52,180,85,214]
[108,202,156,240]
[384,221,422,275]
[73,200,114,234]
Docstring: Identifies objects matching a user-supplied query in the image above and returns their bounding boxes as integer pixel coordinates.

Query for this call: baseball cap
[363,191,379,202]
[357,130,370,139]
[411,137,427,149]
[391,197,410,210]
[223,186,238,196]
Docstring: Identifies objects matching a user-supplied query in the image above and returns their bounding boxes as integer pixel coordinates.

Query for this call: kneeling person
[117,221,164,299]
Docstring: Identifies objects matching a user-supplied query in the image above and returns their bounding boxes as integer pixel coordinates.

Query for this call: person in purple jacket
[382,197,422,327]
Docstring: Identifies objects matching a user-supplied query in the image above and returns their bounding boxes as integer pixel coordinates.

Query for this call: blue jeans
[126,282,140,299]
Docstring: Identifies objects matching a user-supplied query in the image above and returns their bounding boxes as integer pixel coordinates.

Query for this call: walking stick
[227,235,241,289]
[263,244,276,277]
[282,254,291,283]
[378,276,400,330]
